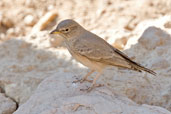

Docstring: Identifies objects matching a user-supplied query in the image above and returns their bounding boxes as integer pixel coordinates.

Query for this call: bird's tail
[130,63,156,76]
[112,48,156,76]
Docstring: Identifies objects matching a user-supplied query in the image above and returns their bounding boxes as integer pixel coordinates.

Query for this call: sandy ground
[0,0,171,40]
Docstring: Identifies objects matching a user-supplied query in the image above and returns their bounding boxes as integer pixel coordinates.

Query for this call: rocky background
[0,0,171,114]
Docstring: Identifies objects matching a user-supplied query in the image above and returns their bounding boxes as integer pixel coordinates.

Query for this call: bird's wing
[72,33,131,68]
[72,32,156,75]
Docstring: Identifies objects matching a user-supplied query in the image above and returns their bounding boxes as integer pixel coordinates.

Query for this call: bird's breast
[65,42,106,72]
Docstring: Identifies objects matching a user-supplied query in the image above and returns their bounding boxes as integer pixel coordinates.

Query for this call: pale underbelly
[70,51,106,72]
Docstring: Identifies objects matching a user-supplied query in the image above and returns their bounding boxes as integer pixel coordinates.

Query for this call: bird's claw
[80,84,104,92]
[73,78,93,83]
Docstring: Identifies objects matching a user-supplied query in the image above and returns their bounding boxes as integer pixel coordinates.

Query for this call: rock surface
[0,93,17,114]
[0,38,78,105]
[14,73,171,114]
[106,25,171,111]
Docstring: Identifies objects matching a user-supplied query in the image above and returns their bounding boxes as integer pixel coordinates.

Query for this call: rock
[0,38,79,105]
[0,33,7,42]
[164,21,171,28]
[13,73,171,114]
[139,26,171,50]
[24,15,35,26]
[125,16,171,50]
[0,15,14,28]
[6,28,15,36]
[105,29,131,50]
[0,93,17,114]
[115,26,171,111]
[31,10,58,33]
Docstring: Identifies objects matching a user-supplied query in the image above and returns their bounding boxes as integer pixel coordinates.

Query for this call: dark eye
[65,28,69,31]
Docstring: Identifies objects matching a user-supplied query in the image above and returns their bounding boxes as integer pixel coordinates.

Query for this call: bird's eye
[60,28,69,33]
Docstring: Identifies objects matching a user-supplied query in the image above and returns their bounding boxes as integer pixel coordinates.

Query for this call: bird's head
[50,19,84,39]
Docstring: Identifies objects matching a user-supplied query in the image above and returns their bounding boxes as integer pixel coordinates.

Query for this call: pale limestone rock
[125,16,171,49]
[139,26,171,50]
[0,38,79,105]
[114,26,171,111]
[31,10,58,33]
[13,73,171,114]
[0,93,17,114]
[24,15,35,26]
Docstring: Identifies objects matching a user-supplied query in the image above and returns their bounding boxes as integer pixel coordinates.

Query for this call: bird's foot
[73,78,93,83]
[80,84,104,92]
[72,103,83,111]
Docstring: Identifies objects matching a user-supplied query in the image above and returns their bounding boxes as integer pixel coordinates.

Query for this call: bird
[50,19,156,92]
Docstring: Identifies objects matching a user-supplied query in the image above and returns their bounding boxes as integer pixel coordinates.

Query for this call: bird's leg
[87,72,103,92]
[72,103,84,111]
[73,70,95,83]
[81,72,104,92]
[80,70,94,83]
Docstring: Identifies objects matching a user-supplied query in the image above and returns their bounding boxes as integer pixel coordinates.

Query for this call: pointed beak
[50,29,60,34]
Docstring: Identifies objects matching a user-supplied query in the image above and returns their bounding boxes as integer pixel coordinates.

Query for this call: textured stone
[0,38,77,105]
[0,93,17,114]
[14,73,171,114]
[117,26,171,111]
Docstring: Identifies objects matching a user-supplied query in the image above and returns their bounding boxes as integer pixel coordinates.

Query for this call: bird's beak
[50,29,60,34]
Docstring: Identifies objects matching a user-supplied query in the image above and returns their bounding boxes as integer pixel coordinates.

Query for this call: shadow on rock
[0,38,88,105]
